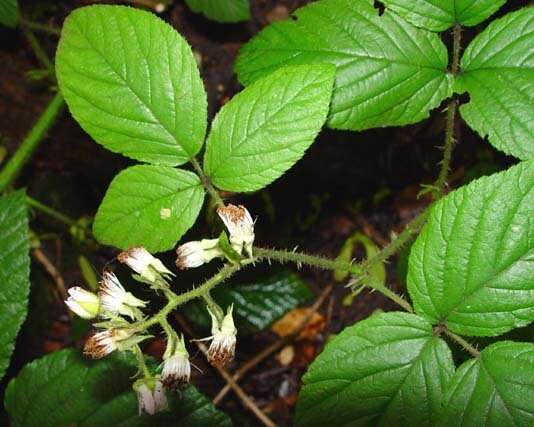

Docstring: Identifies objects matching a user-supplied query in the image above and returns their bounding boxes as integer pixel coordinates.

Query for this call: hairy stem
[361,210,428,270]
[444,328,480,358]
[254,246,361,274]
[436,24,462,196]
[0,92,64,192]
[203,290,224,323]
[190,157,224,208]
[133,344,151,378]
[132,262,248,333]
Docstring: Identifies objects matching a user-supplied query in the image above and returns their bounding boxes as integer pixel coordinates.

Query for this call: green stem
[436,24,462,197]
[190,156,224,208]
[253,246,361,274]
[444,328,480,358]
[0,92,64,192]
[23,28,54,75]
[132,263,246,333]
[202,290,224,323]
[133,344,151,378]
[254,246,413,312]
[26,196,77,227]
[361,210,428,270]
[19,18,61,37]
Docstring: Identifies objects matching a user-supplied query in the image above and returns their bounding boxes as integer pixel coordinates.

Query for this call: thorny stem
[443,328,480,358]
[0,92,64,192]
[436,24,462,197]
[190,157,224,208]
[131,262,249,333]
[254,246,362,275]
[253,246,413,312]
[361,210,428,271]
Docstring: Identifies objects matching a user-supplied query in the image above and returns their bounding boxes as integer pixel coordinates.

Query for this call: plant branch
[361,210,428,270]
[436,24,462,197]
[190,157,224,208]
[131,262,249,333]
[254,246,361,275]
[443,328,480,358]
[0,92,64,192]
[22,28,54,75]
[20,18,61,37]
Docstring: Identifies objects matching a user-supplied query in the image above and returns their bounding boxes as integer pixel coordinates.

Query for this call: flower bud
[65,287,100,319]
[207,304,237,367]
[83,328,133,359]
[217,204,255,258]
[175,238,223,269]
[133,378,167,415]
[98,271,147,320]
[161,333,190,390]
[118,247,174,282]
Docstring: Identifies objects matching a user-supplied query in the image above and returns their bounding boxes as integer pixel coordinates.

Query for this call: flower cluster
[64,204,253,416]
[176,204,255,269]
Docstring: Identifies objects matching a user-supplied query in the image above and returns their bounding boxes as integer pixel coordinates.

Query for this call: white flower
[217,204,255,257]
[98,272,147,320]
[65,287,100,319]
[134,378,167,415]
[118,247,174,282]
[206,304,237,367]
[175,238,223,269]
[161,334,190,390]
[83,328,133,359]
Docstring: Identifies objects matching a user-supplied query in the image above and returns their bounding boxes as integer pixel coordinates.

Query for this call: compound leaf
[295,312,455,427]
[408,161,534,336]
[0,190,30,380]
[4,349,231,427]
[93,165,204,252]
[0,0,18,27]
[439,341,534,427]
[456,8,534,159]
[204,64,334,192]
[185,0,250,23]
[381,0,506,31]
[236,0,452,131]
[56,5,207,165]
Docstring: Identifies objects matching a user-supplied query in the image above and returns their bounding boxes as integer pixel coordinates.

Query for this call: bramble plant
[0,0,532,426]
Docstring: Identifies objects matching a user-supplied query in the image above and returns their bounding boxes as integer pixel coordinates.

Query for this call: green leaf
[5,349,231,427]
[295,311,455,427]
[185,0,250,23]
[439,341,534,427]
[455,8,534,160]
[235,0,452,131]
[408,161,534,337]
[381,0,506,31]
[185,271,312,332]
[0,190,30,379]
[56,5,207,166]
[218,231,242,263]
[0,0,18,27]
[93,165,204,252]
[204,64,334,192]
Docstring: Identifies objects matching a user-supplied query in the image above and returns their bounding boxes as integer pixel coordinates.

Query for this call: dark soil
[0,1,525,425]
